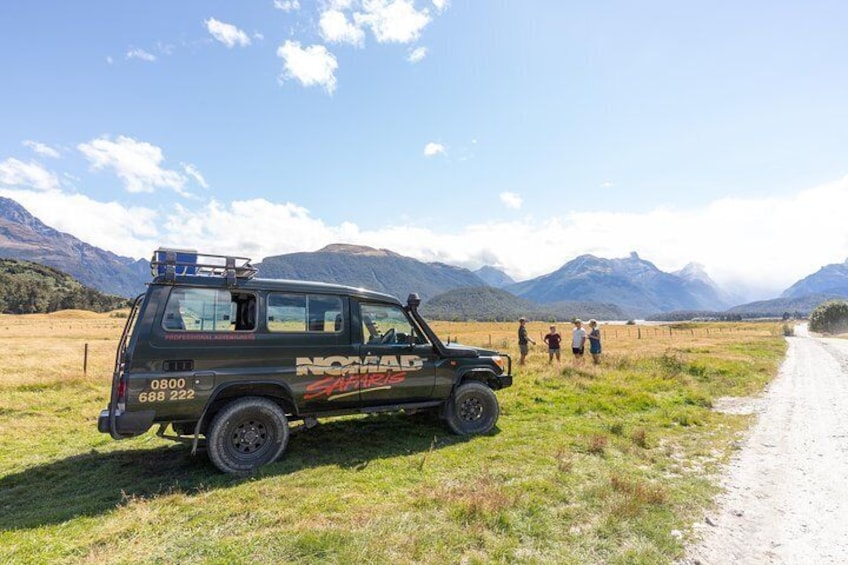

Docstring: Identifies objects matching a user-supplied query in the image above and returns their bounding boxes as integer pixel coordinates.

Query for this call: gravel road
[683,325,848,564]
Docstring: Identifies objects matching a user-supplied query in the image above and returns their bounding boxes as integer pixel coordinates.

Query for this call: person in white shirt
[571,319,587,365]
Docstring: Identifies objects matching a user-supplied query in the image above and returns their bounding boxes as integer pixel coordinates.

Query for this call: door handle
[192,372,215,390]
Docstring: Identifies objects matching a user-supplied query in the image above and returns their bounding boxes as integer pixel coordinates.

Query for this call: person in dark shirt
[517,317,535,365]
[588,319,602,364]
[543,325,562,365]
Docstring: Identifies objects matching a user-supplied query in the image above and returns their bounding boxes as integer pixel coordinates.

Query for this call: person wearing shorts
[517,317,535,365]
[571,319,587,365]
[543,325,562,365]
[588,319,602,364]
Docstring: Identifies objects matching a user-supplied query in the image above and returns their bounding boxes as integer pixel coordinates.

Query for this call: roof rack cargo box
[152,248,198,276]
[150,248,258,281]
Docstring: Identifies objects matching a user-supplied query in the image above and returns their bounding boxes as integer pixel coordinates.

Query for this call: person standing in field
[571,319,587,365]
[543,324,562,365]
[518,317,535,365]
[588,319,602,364]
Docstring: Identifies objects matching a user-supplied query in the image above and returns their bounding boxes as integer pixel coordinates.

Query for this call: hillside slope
[509,252,729,314]
[421,286,627,321]
[0,197,148,297]
[782,258,848,299]
[257,244,486,302]
[0,258,131,314]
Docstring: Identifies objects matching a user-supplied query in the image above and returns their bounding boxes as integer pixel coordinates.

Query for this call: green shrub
[809,300,848,334]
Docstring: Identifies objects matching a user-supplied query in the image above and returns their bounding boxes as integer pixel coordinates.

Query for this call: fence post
[637,327,641,339]
[83,343,89,376]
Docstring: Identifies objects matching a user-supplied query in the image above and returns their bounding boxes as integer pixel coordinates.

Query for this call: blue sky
[1,0,847,299]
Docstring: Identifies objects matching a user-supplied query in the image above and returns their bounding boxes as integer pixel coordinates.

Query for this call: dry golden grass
[431,320,782,361]
[0,312,124,387]
[0,314,781,389]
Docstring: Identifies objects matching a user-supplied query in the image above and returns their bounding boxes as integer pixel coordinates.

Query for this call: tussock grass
[0,314,786,564]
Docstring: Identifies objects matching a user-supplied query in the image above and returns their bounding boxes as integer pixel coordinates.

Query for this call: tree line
[0,259,130,314]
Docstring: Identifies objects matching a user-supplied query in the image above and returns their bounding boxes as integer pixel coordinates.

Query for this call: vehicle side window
[360,303,424,345]
[267,293,343,333]
[162,288,256,332]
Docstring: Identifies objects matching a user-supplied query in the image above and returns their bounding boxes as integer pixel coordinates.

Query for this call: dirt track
[683,325,848,564]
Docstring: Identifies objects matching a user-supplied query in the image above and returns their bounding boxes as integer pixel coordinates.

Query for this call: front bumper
[98,408,156,437]
[496,374,513,388]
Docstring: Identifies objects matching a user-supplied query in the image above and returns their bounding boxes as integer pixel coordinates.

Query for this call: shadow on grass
[0,412,480,531]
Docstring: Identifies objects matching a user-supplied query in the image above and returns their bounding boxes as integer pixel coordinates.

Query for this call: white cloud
[320,9,366,46]
[205,18,251,48]
[6,172,848,302]
[106,56,114,65]
[432,0,448,12]
[407,46,427,63]
[423,142,445,157]
[182,163,209,189]
[277,41,339,94]
[23,140,60,159]
[0,159,61,191]
[156,42,175,56]
[126,48,156,62]
[356,0,431,44]
[346,175,848,299]
[77,136,194,196]
[601,180,614,188]
[499,192,523,210]
[0,188,159,259]
[274,0,301,12]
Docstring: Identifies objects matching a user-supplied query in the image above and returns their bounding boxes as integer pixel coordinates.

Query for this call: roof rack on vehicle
[150,248,258,285]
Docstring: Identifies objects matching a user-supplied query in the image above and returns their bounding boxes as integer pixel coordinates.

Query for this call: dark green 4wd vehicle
[99,249,513,473]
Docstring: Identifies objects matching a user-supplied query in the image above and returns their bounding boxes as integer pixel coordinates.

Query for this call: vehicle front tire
[207,397,289,474]
[444,381,500,435]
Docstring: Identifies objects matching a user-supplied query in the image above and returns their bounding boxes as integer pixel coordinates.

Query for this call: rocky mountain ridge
[0,197,148,297]
[782,258,848,299]
[5,195,847,319]
[507,252,731,316]
[256,244,486,302]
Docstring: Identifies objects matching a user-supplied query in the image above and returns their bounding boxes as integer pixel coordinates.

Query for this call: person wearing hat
[571,319,587,365]
[517,317,535,365]
[543,324,562,365]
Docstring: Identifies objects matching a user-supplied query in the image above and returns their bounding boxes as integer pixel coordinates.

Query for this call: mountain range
[473,266,515,288]
[256,244,486,303]
[2,195,848,318]
[781,258,848,298]
[507,252,730,317]
[0,197,148,297]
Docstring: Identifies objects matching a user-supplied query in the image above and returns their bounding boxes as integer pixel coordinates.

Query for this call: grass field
[0,313,787,564]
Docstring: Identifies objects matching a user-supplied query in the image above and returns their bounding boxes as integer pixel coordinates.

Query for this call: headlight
[493,355,505,372]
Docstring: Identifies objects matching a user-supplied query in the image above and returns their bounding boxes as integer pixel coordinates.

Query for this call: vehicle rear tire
[207,397,289,474]
[444,381,500,435]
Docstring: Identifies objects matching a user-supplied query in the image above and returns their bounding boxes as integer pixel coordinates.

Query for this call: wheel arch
[457,368,501,391]
[199,381,298,435]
